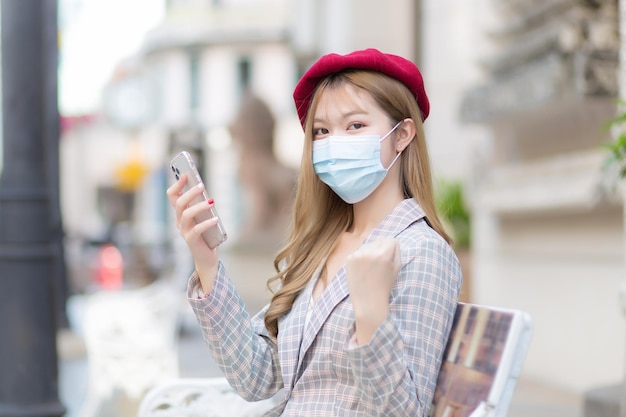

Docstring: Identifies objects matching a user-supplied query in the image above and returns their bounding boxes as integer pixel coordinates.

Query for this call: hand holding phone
[169,151,228,249]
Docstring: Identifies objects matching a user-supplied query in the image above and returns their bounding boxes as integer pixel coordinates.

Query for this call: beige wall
[423,0,626,393]
[474,208,625,390]
[292,0,416,59]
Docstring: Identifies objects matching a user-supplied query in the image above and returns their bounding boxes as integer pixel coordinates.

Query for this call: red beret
[293,48,430,129]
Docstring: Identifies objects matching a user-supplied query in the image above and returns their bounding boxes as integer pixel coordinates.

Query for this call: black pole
[0,0,66,415]
[43,0,70,330]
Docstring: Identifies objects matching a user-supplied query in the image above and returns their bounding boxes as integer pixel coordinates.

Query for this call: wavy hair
[264,70,451,338]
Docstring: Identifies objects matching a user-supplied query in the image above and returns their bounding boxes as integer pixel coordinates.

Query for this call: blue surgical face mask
[312,121,403,204]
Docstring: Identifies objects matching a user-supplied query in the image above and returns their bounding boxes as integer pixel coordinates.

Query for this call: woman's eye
[313,127,329,136]
[348,123,364,130]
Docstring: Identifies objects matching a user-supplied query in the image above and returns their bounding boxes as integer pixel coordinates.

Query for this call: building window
[189,50,200,117]
[238,56,251,94]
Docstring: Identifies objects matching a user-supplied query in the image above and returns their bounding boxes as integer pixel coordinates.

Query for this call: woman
[167,48,463,416]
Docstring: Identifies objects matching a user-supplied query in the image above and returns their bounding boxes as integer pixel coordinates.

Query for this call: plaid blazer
[187,199,462,416]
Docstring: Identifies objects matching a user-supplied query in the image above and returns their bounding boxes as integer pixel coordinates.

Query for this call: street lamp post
[0,0,65,415]
[44,0,70,330]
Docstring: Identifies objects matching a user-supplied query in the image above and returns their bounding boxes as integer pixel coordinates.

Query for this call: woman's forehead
[313,83,379,121]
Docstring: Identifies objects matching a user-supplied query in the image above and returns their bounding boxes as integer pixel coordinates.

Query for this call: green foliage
[602,99,626,183]
[435,180,471,249]
[602,134,626,178]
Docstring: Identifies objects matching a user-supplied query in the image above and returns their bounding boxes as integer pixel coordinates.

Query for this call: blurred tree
[603,99,626,186]
[435,180,471,249]
[435,179,472,302]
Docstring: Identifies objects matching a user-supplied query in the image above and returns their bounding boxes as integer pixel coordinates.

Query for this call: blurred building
[57,0,625,400]
[64,0,421,284]
[61,0,300,288]
[458,0,624,394]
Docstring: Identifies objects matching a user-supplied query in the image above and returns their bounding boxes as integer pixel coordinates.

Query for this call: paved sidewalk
[58,248,585,417]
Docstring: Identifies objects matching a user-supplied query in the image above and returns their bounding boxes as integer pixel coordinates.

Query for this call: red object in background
[60,114,99,134]
[95,244,124,290]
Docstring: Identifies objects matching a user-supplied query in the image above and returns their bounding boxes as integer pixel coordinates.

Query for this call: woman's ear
[395,118,416,152]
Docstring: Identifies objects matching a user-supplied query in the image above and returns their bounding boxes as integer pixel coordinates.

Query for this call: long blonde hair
[264,70,450,338]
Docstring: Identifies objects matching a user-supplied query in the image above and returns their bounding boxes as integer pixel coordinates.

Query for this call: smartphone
[169,151,228,249]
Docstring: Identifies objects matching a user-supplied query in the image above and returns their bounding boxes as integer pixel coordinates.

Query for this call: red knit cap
[293,48,430,129]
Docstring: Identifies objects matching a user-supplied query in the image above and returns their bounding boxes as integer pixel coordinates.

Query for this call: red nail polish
[208,198,214,205]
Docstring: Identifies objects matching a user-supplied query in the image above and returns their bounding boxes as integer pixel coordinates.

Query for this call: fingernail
[208,198,214,205]
[197,183,204,189]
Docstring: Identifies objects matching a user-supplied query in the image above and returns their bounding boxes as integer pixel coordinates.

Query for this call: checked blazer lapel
[298,265,349,363]
[295,212,394,375]
[277,270,318,390]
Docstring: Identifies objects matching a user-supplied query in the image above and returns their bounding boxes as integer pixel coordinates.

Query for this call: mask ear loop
[381,120,404,171]
[380,120,403,143]
[384,148,403,171]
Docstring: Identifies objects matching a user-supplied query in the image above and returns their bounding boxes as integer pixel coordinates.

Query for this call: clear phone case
[169,151,227,249]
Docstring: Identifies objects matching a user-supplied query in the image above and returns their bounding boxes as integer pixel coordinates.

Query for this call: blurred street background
[1,0,625,416]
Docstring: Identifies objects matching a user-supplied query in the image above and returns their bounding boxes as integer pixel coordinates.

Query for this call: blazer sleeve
[345,230,462,416]
[186,262,284,401]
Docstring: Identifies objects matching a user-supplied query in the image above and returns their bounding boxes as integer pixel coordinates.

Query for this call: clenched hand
[345,238,401,345]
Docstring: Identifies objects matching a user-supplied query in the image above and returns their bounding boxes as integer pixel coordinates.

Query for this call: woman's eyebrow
[341,110,368,119]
